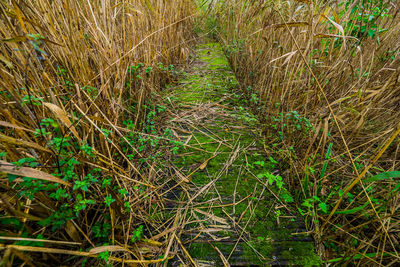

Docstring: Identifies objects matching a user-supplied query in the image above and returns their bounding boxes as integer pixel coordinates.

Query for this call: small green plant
[170,140,183,154]
[145,66,153,77]
[73,194,96,215]
[298,195,329,216]
[131,225,144,243]
[253,157,294,204]
[92,221,111,240]
[232,106,257,124]
[97,250,110,264]
[0,151,7,159]
[340,0,391,43]
[104,194,116,207]
[128,63,144,76]
[21,95,43,107]
[82,85,98,99]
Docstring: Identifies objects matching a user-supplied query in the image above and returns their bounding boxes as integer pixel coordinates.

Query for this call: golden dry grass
[210,0,400,265]
[0,0,197,265]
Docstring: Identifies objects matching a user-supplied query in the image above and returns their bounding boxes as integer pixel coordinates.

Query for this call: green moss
[280,241,322,266]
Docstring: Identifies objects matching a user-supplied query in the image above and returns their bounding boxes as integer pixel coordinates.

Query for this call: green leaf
[7,174,19,182]
[269,156,278,164]
[1,36,27,42]
[318,202,329,213]
[363,171,400,183]
[118,188,128,197]
[368,29,375,38]
[390,183,400,194]
[104,195,115,207]
[254,161,264,167]
[312,195,321,202]
[281,193,293,203]
[302,200,313,208]
[266,173,275,185]
[276,180,284,189]
[334,202,368,215]
[320,143,333,178]
[257,173,265,179]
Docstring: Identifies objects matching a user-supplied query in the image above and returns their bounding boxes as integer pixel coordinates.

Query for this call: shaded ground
[163,42,320,266]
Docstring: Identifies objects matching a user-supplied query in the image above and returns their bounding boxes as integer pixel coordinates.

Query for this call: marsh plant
[209,0,400,264]
[0,0,195,265]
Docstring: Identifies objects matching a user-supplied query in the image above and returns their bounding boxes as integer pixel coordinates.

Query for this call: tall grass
[0,0,195,265]
[210,0,400,265]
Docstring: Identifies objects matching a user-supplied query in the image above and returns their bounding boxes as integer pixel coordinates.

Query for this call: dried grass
[0,0,197,265]
[211,0,400,265]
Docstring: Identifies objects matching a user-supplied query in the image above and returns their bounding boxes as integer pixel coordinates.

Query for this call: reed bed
[210,0,400,265]
[0,0,195,265]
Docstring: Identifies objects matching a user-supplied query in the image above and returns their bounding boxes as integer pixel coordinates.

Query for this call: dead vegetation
[210,0,400,265]
[0,0,197,265]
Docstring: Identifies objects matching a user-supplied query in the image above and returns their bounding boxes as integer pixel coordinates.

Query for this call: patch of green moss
[280,241,322,266]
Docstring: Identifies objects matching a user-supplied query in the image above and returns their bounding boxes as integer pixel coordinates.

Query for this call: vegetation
[208,0,400,265]
[1,0,399,265]
[0,0,195,265]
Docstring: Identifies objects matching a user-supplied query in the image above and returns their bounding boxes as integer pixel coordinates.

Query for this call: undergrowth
[207,0,400,265]
[0,0,195,265]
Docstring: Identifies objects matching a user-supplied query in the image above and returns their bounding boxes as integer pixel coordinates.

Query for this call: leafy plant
[131,225,144,243]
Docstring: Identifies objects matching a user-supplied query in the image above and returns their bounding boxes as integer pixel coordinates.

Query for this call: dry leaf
[0,121,33,132]
[199,156,214,170]
[65,221,81,243]
[175,169,190,183]
[314,33,358,40]
[332,9,340,23]
[12,0,27,33]
[144,239,163,247]
[0,55,13,68]
[317,8,329,25]
[44,102,81,141]
[89,245,128,254]
[194,208,228,225]
[0,133,50,152]
[151,227,177,240]
[321,14,346,48]
[0,236,80,246]
[1,36,27,42]
[0,160,71,186]
[269,50,298,64]
[295,0,311,3]
[0,194,42,221]
[273,22,309,29]
[214,245,230,267]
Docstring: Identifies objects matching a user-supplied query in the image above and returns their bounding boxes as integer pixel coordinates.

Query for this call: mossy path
[163,42,320,266]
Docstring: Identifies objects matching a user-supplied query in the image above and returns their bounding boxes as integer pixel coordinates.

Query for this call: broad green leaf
[334,202,368,214]
[364,171,400,183]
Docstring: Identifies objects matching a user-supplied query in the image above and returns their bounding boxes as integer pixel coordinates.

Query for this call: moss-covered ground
[163,42,321,266]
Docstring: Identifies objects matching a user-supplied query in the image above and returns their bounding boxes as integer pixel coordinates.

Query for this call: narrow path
[163,42,320,266]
